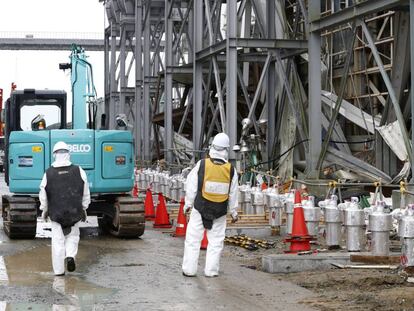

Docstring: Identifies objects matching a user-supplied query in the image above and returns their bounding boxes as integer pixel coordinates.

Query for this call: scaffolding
[103,0,414,183]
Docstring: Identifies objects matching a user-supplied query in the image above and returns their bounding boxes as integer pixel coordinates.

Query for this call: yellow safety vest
[201,158,231,202]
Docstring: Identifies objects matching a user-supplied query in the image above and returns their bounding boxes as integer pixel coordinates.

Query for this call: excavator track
[2,195,37,239]
[109,196,145,238]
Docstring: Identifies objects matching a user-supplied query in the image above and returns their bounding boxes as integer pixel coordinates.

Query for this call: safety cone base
[145,215,156,221]
[284,235,313,253]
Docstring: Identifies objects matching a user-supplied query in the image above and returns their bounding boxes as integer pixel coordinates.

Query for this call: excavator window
[20,101,61,131]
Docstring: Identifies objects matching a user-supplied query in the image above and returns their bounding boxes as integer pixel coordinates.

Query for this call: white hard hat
[53,141,69,153]
[211,133,230,149]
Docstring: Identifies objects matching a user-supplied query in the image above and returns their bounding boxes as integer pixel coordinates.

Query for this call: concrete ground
[0,174,316,311]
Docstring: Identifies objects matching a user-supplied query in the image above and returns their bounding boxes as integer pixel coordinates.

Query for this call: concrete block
[262,252,351,273]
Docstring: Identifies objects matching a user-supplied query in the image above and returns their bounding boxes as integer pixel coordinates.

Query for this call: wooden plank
[350,254,401,265]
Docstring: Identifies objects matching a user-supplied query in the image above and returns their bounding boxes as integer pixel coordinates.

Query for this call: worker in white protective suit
[39,141,91,276]
[182,133,239,277]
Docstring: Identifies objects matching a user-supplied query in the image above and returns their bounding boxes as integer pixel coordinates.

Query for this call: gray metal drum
[254,204,265,215]
[153,174,161,193]
[324,197,342,248]
[240,202,251,214]
[266,192,282,227]
[400,215,414,238]
[252,188,265,213]
[239,185,252,203]
[402,238,414,267]
[401,210,414,267]
[263,188,276,207]
[136,171,143,189]
[269,205,282,227]
[240,189,251,203]
[369,206,392,256]
[285,191,295,235]
[179,179,186,201]
[344,207,365,252]
[303,200,321,237]
[251,188,264,205]
[144,172,153,189]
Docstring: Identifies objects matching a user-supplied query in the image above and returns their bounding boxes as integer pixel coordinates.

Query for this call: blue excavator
[1,45,145,239]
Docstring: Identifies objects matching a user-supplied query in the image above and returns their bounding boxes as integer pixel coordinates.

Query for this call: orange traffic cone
[200,230,208,250]
[153,193,172,228]
[144,189,156,220]
[284,190,312,253]
[173,198,187,237]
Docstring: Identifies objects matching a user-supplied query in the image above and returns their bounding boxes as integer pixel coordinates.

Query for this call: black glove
[81,209,87,222]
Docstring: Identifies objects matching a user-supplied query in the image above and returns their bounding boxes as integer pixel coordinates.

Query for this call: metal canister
[302,196,321,237]
[143,170,150,189]
[165,176,172,199]
[400,205,414,267]
[267,192,284,228]
[369,201,392,256]
[322,195,342,248]
[239,185,250,202]
[284,190,295,235]
[153,173,161,194]
[239,185,252,214]
[391,208,407,238]
[251,187,265,214]
[179,178,186,201]
[160,173,168,196]
[344,197,365,252]
[166,174,171,197]
[263,188,275,209]
[170,178,179,202]
[138,171,145,190]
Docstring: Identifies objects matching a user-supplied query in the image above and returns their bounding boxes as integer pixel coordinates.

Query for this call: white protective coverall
[39,152,91,275]
[182,147,238,277]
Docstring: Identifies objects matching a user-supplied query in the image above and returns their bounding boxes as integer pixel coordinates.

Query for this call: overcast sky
[0,0,105,119]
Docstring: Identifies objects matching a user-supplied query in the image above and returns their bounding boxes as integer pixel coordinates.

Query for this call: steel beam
[307,0,322,176]
[104,32,110,125]
[110,26,117,128]
[316,26,357,172]
[411,0,414,179]
[143,1,151,161]
[164,0,174,162]
[242,0,252,87]
[234,38,308,49]
[361,20,412,162]
[275,51,308,151]
[0,38,104,51]
[266,0,276,164]
[120,28,126,114]
[226,0,237,160]
[135,0,143,160]
[193,0,203,160]
[310,0,407,32]
[247,54,271,124]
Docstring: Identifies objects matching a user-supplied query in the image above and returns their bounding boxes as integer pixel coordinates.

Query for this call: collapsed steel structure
[103,0,414,183]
